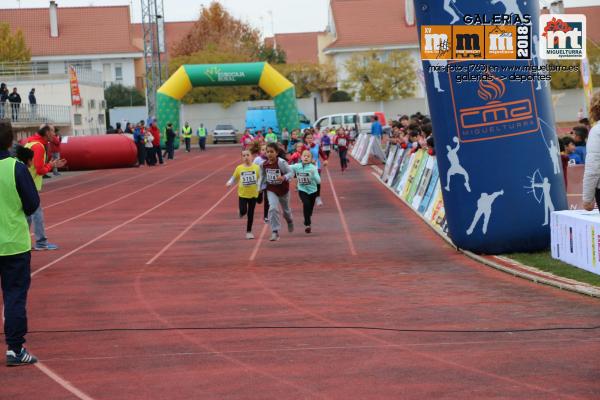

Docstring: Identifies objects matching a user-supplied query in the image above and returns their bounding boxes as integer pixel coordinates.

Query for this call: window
[32,62,49,75]
[100,100,106,109]
[89,99,96,109]
[98,114,105,125]
[344,115,356,124]
[64,60,91,73]
[362,115,373,124]
[115,63,123,82]
[331,116,343,125]
[315,117,328,130]
[74,114,82,125]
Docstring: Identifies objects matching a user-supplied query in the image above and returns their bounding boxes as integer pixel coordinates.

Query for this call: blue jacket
[371,121,383,137]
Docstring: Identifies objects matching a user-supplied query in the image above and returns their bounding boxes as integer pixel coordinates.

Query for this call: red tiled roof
[264,32,321,64]
[326,0,418,51]
[0,5,141,57]
[564,6,600,44]
[131,21,195,58]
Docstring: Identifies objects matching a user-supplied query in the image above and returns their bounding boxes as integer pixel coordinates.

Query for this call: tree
[169,47,258,107]
[329,90,352,102]
[275,62,338,101]
[257,43,287,64]
[172,2,261,58]
[104,84,146,109]
[0,23,31,62]
[342,51,416,101]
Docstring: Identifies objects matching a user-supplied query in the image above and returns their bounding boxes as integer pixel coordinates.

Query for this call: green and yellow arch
[156,62,300,138]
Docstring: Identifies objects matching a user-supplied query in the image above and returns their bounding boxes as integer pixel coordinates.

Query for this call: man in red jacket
[24,125,66,250]
[148,120,163,166]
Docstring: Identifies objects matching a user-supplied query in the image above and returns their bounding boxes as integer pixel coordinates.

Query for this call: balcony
[0,62,103,86]
[0,103,71,126]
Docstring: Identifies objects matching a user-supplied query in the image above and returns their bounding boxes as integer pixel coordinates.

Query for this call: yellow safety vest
[0,158,31,255]
[198,127,207,137]
[24,141,45,191]
[182,126,192,139]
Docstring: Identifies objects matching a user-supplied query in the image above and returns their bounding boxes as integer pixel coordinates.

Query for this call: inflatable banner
[156,62,300,141]
[414,0,567,254]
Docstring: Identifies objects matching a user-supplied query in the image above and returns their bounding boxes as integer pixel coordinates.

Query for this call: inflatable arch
[156,62,300,139]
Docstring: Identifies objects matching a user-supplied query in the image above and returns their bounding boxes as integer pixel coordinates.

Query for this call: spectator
[0,83,7,119]
[371,115,383,140]
[562,136,583,165]
[8,88,21,122]
[133,120,147,167]
[124,122,133,134]
[0,120,41,366]
[24,124,66,250]
[115,122,123,134]
[582,92,600,210]
[579,118,591,132]
[163,123,176,160]
[147,120,163,166]
[48,132,62,176]
[28,88,36,105]
[197,123,207,151]
[572,125,589,163]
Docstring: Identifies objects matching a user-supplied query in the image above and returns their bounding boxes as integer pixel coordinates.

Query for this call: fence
[0,103,71,125]
[0,62,103,86]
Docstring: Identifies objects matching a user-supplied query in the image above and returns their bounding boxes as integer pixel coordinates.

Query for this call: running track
[2,147,599,399]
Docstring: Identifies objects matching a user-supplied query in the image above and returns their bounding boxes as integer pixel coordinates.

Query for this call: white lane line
[249,224,269,262]
[32,162,232,278]
[325,168,357,256]
[146,185,237,265]
[35,362,96,400]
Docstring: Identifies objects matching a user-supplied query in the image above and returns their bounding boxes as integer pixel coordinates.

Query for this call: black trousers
[164,140,174,159]
[199,137,206,151]
[0,252,31,351]
[136,142,146,166]
[154,145,164,164]
[299,191,317,226]
[185,138,191,152]
[239,197,257,232]
[339,148,348,169]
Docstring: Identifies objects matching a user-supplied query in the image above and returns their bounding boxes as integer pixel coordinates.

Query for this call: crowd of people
[0,83,36,122]
[561,118,592,166]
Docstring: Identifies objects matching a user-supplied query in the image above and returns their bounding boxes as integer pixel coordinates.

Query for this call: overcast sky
[1,0,599,36]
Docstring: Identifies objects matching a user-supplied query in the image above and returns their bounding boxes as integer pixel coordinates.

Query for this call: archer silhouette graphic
[548,140,560,175]
[445,136,471,192]
[466,190,504,235]
[525,171,556,226]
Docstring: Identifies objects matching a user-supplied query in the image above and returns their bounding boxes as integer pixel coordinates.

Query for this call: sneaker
[269,232,280,241]
[264,218,269,224]
[316,197,323,207]
[305,226,312,234]
[33,243,58,251]
[287,222,294,233]
[246,232,255,240]
[6,348,38,366]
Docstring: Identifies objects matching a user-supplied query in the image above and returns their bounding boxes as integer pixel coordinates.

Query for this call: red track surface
[2,147,600,399]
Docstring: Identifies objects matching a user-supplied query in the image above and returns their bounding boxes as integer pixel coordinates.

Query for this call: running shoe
[264,218,269,224]
[305,226,311,234]
[33,243,58,251]
[316,197,323,207]
[287,222,294,233]
[6,348,37,366]
[269,232,280,241]
[246,232,255,240]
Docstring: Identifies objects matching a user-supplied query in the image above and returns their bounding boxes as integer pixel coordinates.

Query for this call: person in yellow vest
[197,123,207,151]
[181,122,192,152]
[0,120,41,366]
[24,124,66,251]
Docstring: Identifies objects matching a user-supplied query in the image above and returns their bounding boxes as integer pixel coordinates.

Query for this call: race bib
[338,138,347,147]
[297,172,311,185]
[322,145,331,151]
[266,168,281,184]
[241,171,257,186]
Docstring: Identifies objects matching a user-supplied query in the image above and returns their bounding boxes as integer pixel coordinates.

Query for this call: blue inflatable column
[414,0,567,254]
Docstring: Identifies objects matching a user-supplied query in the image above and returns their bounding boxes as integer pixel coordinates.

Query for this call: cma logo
[451,69,539,142]
[539,14,586,59]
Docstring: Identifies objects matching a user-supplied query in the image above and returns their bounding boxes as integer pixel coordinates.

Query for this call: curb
[370,168,600,299]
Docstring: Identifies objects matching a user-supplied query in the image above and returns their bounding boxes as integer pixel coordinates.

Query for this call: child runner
[287,129,300,154]
[260,143,294,241]
[265,128,278,144]
[290,150,321,234]
[321,131,332,158]
[227,149,261,239]
[241,129,254,150]
[334,128,350,172]
[250,141,270,223]
[288,142,305,165]
[303,132,328,206]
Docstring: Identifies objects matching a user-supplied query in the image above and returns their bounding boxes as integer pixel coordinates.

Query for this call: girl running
[227,150,261,239]
[250,141,270,224]
[321,131,332,158]
[334,128,350,172]
[241,129,254,150]
[290,150,321,234]
[303,132,328,206]
[260,142,294,241]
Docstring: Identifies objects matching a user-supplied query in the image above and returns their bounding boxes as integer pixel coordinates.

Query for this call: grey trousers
[267,191,293,233]
[26,206,47,247]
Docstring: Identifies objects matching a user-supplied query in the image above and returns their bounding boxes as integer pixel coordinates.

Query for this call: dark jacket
[8,92,21,104]
[29,91,36,105]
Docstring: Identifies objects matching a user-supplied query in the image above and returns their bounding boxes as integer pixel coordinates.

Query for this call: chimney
[49,1,58,38]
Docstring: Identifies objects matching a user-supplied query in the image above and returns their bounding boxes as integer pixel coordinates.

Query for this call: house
[0,2,143,89]
[264,32,322,64]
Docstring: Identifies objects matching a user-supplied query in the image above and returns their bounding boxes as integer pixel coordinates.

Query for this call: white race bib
[338,138,347,147]
[241,171,257,186]
[297,172,311,185]
[266,168,281,184]
[322,145,331,151]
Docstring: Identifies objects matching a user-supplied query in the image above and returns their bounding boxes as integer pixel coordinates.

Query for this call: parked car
[213,124,237,144]
[314,112,388,134]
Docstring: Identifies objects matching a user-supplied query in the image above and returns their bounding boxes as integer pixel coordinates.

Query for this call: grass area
[505,251,600,287]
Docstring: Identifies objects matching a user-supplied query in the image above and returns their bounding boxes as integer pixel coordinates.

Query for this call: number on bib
[241,171,257,186]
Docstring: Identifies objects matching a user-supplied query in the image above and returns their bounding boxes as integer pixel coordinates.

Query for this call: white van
[314,112,388,134]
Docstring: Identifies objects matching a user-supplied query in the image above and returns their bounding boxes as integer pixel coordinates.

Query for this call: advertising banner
[69,65,82,106]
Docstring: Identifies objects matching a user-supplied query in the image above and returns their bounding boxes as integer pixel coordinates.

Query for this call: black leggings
[239,197,257,232]
[299,190,317,226]
[339,148,348,169]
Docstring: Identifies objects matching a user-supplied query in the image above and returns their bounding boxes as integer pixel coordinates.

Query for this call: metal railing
[0,62,103,86]
[0,103,71,125]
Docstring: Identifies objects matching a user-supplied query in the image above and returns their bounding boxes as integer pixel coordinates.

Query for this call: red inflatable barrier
[59,134,138,171]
